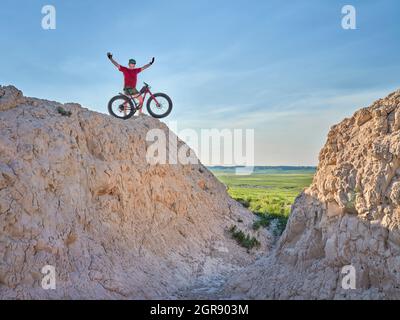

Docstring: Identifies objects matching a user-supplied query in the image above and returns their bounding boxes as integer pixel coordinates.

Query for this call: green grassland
[210,167,315,236]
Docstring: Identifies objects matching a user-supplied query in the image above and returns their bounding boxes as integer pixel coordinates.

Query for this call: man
[107,52,154,114]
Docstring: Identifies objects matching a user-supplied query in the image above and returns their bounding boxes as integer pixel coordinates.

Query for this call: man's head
[128,59,136,69]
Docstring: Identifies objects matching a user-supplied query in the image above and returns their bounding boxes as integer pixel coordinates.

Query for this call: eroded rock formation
[3,84,399,300]
[0,85,270,299]
[226,89,400,299]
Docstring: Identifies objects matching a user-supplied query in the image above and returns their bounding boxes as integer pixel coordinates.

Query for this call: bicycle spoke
[149,98,167,115]
[110,97,134,119]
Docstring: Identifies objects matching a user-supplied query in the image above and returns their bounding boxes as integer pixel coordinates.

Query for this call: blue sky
[1,0,399,165]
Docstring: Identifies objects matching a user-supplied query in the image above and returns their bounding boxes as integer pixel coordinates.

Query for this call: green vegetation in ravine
[228,225,260,250]
[211,168,315,237]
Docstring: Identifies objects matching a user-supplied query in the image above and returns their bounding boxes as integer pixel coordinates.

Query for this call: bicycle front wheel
[146,93,173,118]
[108,95,137,120]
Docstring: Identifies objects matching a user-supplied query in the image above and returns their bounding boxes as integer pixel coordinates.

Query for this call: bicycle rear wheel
[108,95,137,120]
[146,93,173,118]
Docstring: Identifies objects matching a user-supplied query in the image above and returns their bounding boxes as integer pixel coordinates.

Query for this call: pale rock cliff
[0,85,271,299]
[226,89,400,300]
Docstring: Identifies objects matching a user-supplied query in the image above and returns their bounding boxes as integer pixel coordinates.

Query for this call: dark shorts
[124,87,139,96]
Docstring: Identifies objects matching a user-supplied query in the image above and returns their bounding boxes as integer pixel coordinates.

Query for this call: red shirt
[119,66,142,88]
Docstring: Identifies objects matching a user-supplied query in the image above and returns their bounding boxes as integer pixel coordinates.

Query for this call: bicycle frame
[131,85,161,108]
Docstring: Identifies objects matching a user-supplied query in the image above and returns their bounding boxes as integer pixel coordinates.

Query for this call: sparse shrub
[253,212,288,236]
[252,216,271,230]
[229,225,260,250]
[57,106,72,117]
[236,198,250,208]
[273,218,288,236]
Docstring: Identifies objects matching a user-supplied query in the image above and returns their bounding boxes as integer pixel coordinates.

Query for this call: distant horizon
[207,165,316,168]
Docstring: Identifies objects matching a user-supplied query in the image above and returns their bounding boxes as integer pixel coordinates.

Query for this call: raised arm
[107,52,120,69]
[140,57,155,71]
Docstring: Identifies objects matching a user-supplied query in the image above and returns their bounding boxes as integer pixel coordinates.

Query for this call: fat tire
[146,93,173,118]
[108,95,136,120]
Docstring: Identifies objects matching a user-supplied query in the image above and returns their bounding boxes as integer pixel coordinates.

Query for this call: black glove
[150,57,155,65]
[107,52,113,60]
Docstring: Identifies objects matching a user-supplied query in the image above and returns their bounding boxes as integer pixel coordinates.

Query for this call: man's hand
[140,57,155,72]
[108,53,120,69]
